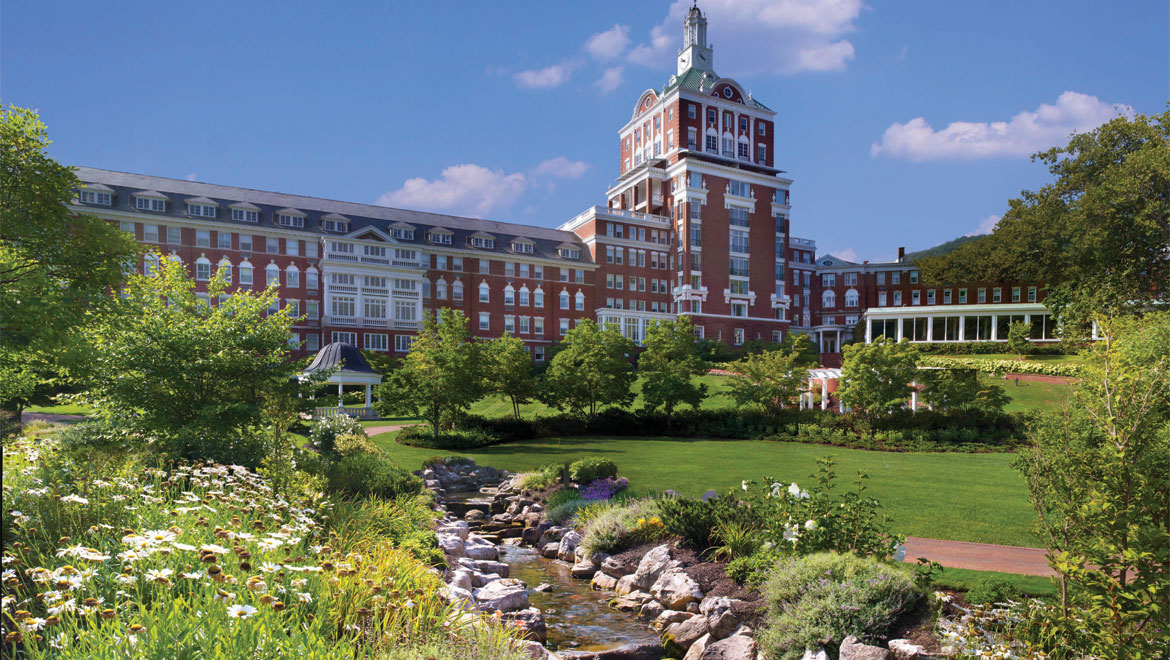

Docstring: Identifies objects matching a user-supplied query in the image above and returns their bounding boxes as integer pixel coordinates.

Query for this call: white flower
[259,562,281,573]
[741,480,749,492]
[146,568,173,582]
[257,537,282,551]
[226,604,257,620]
[60,494,89,505]
[173,543,197,552]
[783,524,800,543]
[200,544,230,555]
[296,592,312,603]
[19,617,47,631]
[770,482,783,497]
[788,483,810,499]
[804,519,817,531]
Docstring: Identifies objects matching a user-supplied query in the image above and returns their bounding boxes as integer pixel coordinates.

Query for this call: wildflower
[226,604,257,620]
[804,519,817,531]
[60,494,89,505]
[201,543,230,555]
[146,568,174,586]
[19,617,47,632]
[741,480,749,492]
[100,609,117,620]
[787,483,809,499]
[296,592,312,603]
[259,562,281,573]
[127,623,146,635]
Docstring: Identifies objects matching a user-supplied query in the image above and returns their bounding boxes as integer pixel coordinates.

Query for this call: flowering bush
[579,477,628,501]
[938,598,1100,660]
[0,435,527,659]
[578,499,671,556]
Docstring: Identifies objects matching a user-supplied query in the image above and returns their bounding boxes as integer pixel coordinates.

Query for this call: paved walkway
[903,536,1055,576]
[21,412,87,425]
[364,423,415,436]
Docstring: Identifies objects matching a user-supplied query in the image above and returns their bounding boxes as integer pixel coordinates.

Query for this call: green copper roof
[664,67,773,111]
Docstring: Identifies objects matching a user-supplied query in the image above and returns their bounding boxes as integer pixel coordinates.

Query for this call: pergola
[802,368,843,412]
[300,342,382,419]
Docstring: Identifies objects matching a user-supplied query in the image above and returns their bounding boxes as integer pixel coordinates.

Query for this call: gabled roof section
[344,226,393,242]
[390,220,416,231]
[665,69,773,112]
[185,196,219,205]
[321,212,349,221]
[133,189,168,199]
[817,254,859,267]
[229,201,261,210]
[80,182,114,192]
[276,207,305,216]
[427,226,453,235]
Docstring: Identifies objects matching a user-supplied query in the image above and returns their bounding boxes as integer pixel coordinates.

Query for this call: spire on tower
[678,2,714,75]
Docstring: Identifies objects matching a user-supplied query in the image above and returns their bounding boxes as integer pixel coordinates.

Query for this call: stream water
[497,545,660,652]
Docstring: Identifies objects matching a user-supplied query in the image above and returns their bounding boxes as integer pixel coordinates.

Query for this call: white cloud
[832,248,860,263]
[871,91,1136,161]
[626,0,863,75]
[966,214,1001,237]
[585,24,631,61]
[595,66,624,94]
[531,156,589,179]
[377,157,589,218]
[513,61,580,89]
[185,172,197,181]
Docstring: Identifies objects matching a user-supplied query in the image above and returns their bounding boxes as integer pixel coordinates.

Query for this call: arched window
[266,263,280,286]
[453,280,464,301]
[504,284,515,306]
[844,288,858,308]
[435,278,448,299]
[167,252,182,264]
[218,257,233,283]
[574,291,585,311]
[478,281,490,303]
[559,290,570,310]
[195,256,211,281]
[305,266,319,289]
[519,285,530,306]
[822,290,836,309]
[534,287,544,308]
[285,264,300,288]
[239,260,254,286]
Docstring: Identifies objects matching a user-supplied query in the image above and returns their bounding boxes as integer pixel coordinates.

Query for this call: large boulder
[557,531,582,561]
[474,560,510,577]
[650,570,703,610]
[558,642,664,659]
[473,578,529,612]
[638,599,665,621]
[448,569,474,592]
[438,520,470,540]
[601,555,634,578]
[611,590,655,612]
[440,584,475,609]
[541,542,561,559]
[801,649,829,660]
[887,640,930,660]
[840,636,890,660]
[632,545,679,590]
[652,609,693,632]
[499,607,547,643]
[700,635,757,660]
[683,633,712,660]
[591,571,619,591]
[664,613,708,650]
[614,574,639,596]
[537,526,567,547]
[464,535,498,561]
[438,535,465,558]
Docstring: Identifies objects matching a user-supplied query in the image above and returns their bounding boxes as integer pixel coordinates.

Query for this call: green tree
[541,319,635,418]
[639,317,708,415]
[1007,321,1032,360]
[486,333,538,420]
[725,333,814,418]
[837,338,920,421]
[919,108,1170,324]
[919,368,1009,412]
[77,260,307,467]
[1014,312,1169,657]
[0,106,140,424]
[373,309,484,439]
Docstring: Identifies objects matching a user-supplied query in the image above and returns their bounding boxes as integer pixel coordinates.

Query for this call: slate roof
[72,167,593,265]
[304,342,377,374]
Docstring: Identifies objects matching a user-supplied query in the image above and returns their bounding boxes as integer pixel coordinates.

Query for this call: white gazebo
[802,368,844,412]
[301,342,382,419]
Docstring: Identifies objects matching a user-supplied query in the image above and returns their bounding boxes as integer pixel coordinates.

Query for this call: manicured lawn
[24,404,92,415]
[931,567,1058,600]
[373,433,1038,548]
[981,374,1072,415]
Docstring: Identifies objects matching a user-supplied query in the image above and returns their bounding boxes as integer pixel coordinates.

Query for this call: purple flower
[580,477,629,501]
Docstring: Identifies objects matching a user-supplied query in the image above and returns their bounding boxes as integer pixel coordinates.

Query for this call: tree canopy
[837,337,921,420]
[638,317,708,415]
[918,108,1170,325]
[541,319,635,418]
[725,332,815,418]
[485,333,539,420]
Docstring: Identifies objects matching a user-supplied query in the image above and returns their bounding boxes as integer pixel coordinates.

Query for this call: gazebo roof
[304,342,377,375]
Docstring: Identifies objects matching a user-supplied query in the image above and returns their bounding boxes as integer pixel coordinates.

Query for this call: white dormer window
[559,247,581,260]
[231,208,259,223]
[512,241,534,254]
[134,195,167,212]
[277,213,304,228]
[428,230,452,245]
[80,190,112,205]
[321,215,349,232]
[187,203,217,218]
[392,228,415,240]
[472,236,495,249]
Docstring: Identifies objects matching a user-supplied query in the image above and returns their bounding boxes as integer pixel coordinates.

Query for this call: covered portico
[300,342,382,419]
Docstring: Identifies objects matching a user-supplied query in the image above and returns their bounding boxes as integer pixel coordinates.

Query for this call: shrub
[580,477,629,501]
[335,432,379,456]
[656,495,747,550]
[56,417,137,458]
[546,498,589,525]
[759,553,919,660]
[397,425,501,450]
[966,576,1024,605]
[579,498,670,556]
[569,457,618,484]
[310,414,366,454]
[726,547,782,588]
[546,487,583,509]
[920,355,1082,378]
[327,454,424,499]
[519,463,563,491]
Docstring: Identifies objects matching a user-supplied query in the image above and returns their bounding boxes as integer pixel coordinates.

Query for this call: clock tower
[678,4,714,75]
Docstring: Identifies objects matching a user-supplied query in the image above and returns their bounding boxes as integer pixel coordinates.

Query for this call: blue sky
[4,0,1166,261]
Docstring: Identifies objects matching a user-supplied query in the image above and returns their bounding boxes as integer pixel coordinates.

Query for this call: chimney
[897,246,906,263]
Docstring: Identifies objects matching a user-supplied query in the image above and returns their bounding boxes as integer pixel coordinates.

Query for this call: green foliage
[0,105,141,417]
[546,487,583,509]
[326,453,424,500]
[695,338,739,364]
[638,317,708,414]
[920,355,1083,378]
[966,576,1024,605]
[759,552,919,660]
[1007,321,1033,360]
[707,517,763,562]
[838,337,920,420]
[334,432,379,457]
[656,495,746,549]
[903,234,987,264]
[540,319,636,418]
[578,498,669,556]
[920,368,1010,412]
[397,425,502,450]
[726,548,782,588]
[485,333,539,420]
[77,259,309,468]
[725,333,816,418]
[374,308,486,440]
[546,498,590,525]
[1014,312,1169,657]
[310,414,367,454]
[519,463,563,491]
[919,108,1170,323]
[568,457,618,484]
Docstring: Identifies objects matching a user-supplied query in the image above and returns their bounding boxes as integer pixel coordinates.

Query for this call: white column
[821,378,828,410]
[337,382,344,407]
[911,381,918,412]
[991,315,998,341]
[865,317,873,343]
[926,317,933,342]
[365,384,372,408]
[896,318,904,341]
[958,315,966,341]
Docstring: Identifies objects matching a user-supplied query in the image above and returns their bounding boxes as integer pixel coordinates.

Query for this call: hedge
[920,355,1082,378]
[913,342,1080,356]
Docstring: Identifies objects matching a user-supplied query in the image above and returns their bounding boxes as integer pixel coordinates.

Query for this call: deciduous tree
[919,368,1009,412]
[639,317,707,415]
[1007,321,1032,361]
[486,333,538,420]
[837,338,920,420]
[541,319,635,418]
[725,333,814,418]
[374,309,484,439]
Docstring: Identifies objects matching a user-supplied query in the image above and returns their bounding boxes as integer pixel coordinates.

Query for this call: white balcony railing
[326,252,359,263]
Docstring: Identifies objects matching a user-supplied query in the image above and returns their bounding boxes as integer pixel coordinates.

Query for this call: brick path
[364,423,414,436]
[903,536,1055,577]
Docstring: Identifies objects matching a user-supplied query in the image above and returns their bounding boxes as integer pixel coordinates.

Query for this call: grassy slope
[932,567,1058,599]
[979,373,1072,415]
[373,432,1038,548]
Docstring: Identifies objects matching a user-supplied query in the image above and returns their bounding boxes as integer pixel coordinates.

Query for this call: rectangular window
[195,261,210,281]
[332,296,355,318]
[231,208,259,223]
[910,271,919,284]
[534,317,544,335]
[135,196,166,211]
[239,234,252,252]
[729,229,749,254]
[306,333,320,352]
[479,313,490,331]
[978,288,987,303]
[277,213,304,228]
[893,291,902,306]
[728,207,750,227]
[364,333,390,352]
[1028,286,1037,303]
[306,269,318,289]
[728,180,751,197]
[927,290,936,305]
[286,269,299,288]
[993,287,1002,303]
[187,203,216,218]
[217,232,232,249]
[504,316,515,334]
[143,224,159,243]
[391,228,414,240]
[892,272,901,285]
[1012,287,1021,303]
[167,226,182,244]
[332,331,357,346]
[306,301,319,320]
[943,289,953,304]
[757,143,766,163]
[240,264,253,285]
[876,272,886,285]
[912,290,921,305]
[395,335,416,352]
[559,318,569,336]
[958,289,967,304]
